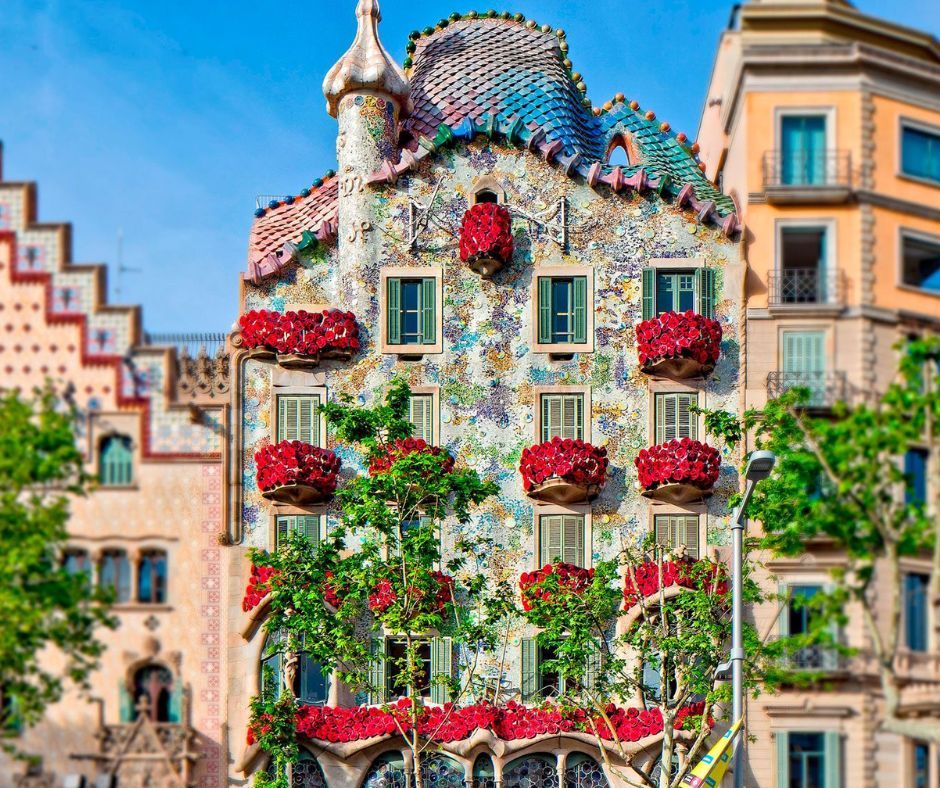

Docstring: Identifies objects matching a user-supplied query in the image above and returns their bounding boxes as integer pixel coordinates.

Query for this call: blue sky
[1,1,938,333]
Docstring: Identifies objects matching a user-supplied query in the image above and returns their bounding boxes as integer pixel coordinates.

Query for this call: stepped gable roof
[245,11,740,280]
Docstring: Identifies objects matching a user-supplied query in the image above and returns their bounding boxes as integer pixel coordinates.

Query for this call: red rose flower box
[459,203,514,278]
[279,698,712,746]
[623,558,728,613]
[519,438,608,504]
[255,439,341,505]
[238,308,360,369]
[519,562,595,613]
[635,438,720,503]
[636,310,722,379]
[368,437,455,476]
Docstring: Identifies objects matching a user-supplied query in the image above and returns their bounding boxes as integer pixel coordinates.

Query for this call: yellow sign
[680,720,742,787]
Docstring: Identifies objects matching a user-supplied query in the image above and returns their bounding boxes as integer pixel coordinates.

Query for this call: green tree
[704,338,940,742]
[0,385,114,754]
[248,379,501,788]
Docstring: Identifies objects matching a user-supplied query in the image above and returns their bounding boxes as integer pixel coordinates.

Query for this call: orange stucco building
[698,1,940,785]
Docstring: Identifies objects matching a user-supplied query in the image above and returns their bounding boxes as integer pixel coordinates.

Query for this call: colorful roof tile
[244,12,740,281]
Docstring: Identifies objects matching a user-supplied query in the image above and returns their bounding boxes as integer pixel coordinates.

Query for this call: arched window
[260,632,330,706]
[99,548,131,603]
[62,548,91,578]
[605,134,632,168]
[268,750,327,787]
[138,549,167,604]
[472,754,496,788]
[130,664,177,723]
[474,189,499,204]
[504,754,559,788]
[362,751,407,788]
[421,754,464,787]
[565,753,609,787]
[99,435,133,486]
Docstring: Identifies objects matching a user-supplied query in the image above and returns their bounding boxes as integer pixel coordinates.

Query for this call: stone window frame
[268,383,328,448]
[532,503,592,570]
[645,501,706,561]
[407,385,440,445]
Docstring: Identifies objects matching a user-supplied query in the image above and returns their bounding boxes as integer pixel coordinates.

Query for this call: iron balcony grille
[142,332,227,358]
[767,371,847,409]
[768,268,839,306]
[762,150,852,190]
[786,645,841,672]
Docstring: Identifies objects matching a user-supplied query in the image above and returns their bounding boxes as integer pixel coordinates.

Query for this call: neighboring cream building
[697,1,940,785]
[0,144,230,786]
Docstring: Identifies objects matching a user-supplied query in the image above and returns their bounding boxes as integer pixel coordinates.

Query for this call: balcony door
[779,227,828,304]
[781,115,827,185]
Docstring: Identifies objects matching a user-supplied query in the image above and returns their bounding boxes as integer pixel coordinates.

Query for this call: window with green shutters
[641,267,716,320]
[540,393,584,442]
[776,731,841,788]
[276,394,321,445]
[537,276,588,345]
[654,392,698,443]
[520,638,601,701]
[408,393,435,444]
[387,277,436,346]
[539,514,585,566]
[653,514,700,559]
[275,515,321,550]
[377,638,447,702]
[99,435,133,486]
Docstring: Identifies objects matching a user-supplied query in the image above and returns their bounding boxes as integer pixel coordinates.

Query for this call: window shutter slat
[562,395,579,440]
[521,638,538,701]
[276,517,290,549]
[682,517,699,559]
[387,278,401,345]
[538,277,552,344]
[409,394,434,443]
[584,640,602,690]
[430,637,452,704]
[642,267,655,320]
[369,639,386,705]
[696,268,716,319]
[573,276,587,344]
[421,277,436,345]
[540,516,562,565]
[665,394,677,442]
[678,394,694,439]
[562,515,584,566]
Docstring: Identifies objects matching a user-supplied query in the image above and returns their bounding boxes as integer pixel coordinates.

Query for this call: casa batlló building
[226,2,746,786]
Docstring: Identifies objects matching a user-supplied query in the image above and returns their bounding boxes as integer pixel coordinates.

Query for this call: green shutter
[521,638,538,701]
[421,277,436,345]
[641,267,655,320]
[409,394,434,444]
[430,637,452,704]
[573,276,587,344]
[783,332,825,374]
[541,395,583,442]
[368,639,386,705]
[696,268,716,319]
[169,681,183,723]
[277,395,320,444]
[584,641,602,690]
[822,583,839,671]
[562,515,585,566]
[824,732,841,788]
[778,583,791,640]
[119,683,134,723]
[387,278,402,345]
[654,515,700,559]
[540,516,562,565]
[538,276,552,343]
[776,732,790,786]
[276,515,321,550]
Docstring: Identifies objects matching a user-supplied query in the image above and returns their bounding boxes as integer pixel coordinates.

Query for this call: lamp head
[745,450,776,482]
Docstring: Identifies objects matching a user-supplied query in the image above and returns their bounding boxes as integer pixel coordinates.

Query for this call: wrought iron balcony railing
[768,268,840,306]
[767,371,847,409]
[762,150,852,191]
[786,645,842,672]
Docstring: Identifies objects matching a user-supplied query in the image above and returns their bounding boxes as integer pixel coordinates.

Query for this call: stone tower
[322,0,410,314]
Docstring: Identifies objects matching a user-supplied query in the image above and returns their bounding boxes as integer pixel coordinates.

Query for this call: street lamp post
[730,450,776,788]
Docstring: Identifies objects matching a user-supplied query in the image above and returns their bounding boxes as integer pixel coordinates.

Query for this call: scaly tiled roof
[245,11,740,281]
